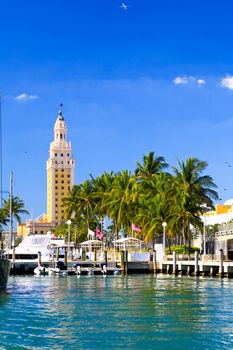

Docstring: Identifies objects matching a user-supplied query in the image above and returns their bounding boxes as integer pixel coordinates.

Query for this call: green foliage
[166,245,200,254]
[62,152,218,245]
[0,196,29,227]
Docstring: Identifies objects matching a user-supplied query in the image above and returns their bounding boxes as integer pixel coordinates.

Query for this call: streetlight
[66,220,71,256]
[162,222,167,255]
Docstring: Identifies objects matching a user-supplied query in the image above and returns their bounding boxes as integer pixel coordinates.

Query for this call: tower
[47,107,75,225]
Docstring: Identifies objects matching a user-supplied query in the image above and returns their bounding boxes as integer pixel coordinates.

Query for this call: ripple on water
[0,275,233,349]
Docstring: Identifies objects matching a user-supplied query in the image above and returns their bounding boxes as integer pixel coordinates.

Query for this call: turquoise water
[0,275,233,349]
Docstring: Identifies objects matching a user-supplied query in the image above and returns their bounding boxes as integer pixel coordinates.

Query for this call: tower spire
[59,103,63,115]
[58,103,64,121]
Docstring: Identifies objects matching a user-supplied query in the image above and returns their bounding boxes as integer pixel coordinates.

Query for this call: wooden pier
[9,249,233,278]
[151,250,233,277]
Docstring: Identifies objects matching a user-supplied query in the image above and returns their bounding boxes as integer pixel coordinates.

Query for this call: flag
[88,228,95,239]
[132,223,141,232]
[96,228,104,240]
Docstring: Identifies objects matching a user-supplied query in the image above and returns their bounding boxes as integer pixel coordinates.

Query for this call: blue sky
[1,0,233,219]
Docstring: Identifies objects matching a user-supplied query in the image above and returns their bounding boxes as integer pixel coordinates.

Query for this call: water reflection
[0,275,232,349]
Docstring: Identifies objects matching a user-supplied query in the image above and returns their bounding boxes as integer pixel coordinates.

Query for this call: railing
[165,254,196,261]
[215,230,233,237]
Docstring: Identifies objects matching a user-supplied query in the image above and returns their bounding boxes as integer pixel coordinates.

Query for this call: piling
[104,250,108,266]
[121,250,125,274]
[56,247,60,261]
[38,251,42,266]
[94,249,97,266]
[153,250,157,273]
[125,250,128,275]
[172,251,177,275]
[12,246,16,273]
[64,248,67,268]
[210,266,214,277]
[194,251,199,276]
[219,249,224,278]
[82,251,86,261]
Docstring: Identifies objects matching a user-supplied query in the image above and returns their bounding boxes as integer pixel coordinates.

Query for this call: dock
[8,249,233,278]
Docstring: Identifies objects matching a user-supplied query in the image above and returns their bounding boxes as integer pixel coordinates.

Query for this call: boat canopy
[80,240,105,251]
[112,237,143,251]
[6,234,65,256]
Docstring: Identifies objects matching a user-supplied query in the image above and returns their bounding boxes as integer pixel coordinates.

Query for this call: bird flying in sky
[120,2,129,10]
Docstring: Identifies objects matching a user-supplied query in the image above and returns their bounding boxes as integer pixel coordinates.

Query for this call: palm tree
[64,179,96,232]
[3,196,29,223]
[91,171,115,219]
[171,157,218,246]
[136,172,175,242]
[105,170,139,234]
[135,151,168,181]
[0,207,8,226]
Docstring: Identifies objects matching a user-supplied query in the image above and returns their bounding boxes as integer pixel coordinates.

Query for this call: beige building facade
[17,107,75,237]
[47,108,75,225]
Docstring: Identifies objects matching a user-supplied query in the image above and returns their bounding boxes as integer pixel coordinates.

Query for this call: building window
[61,175,64,178]
[61,169,64,172]
[56,210,58,213]
[56,216,58,220]
[61,161,63,164]
[55,180,58,184]
[61,180,64,184]
[55,198,58,201]
[61,153,63,157]
[68,181,70,184]
[55,174,58,178]
[40,231,43,234]
[67,153,69,157]
[61,210,64,213]
[61,186,64,190]
[55,153,57,157]
[55,186,58,190]
[67,161,69,164]
[60,134,63,139]
[55,204,58,208]
[68,175,70,178]
[61,192,64,195]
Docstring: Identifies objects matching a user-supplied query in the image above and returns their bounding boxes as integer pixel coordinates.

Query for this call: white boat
[5,233,66,272]
[34,265,49,276]
[47,267,68,276]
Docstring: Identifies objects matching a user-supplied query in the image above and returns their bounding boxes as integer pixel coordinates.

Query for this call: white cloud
[197,79,206,87]
[221,76,233,90]
[15,93,39,102]
[173,76,206,87]
[173,76,189,85]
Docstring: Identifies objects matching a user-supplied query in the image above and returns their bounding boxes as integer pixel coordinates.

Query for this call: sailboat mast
[9,171,13,248]
[0,93,2,208]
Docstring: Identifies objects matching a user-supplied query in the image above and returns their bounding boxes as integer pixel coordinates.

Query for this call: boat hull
[0,258,11,289]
